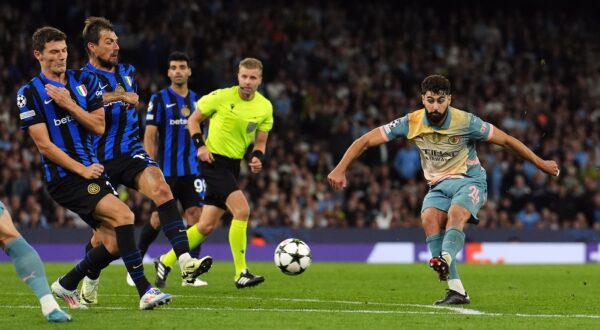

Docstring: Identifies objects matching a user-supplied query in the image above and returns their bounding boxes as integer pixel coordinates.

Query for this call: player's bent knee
[231,207,250,220]
[110,207,135,226]
[198,221,217,236]
[184,208,201,226]
[152,182,174,204]
[421,214,445,236]
[447,205,471,227]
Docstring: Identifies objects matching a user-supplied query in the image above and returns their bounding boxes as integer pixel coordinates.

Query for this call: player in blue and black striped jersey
[17,26,171,310]
[143,52,209,288]
[79,17,211,304]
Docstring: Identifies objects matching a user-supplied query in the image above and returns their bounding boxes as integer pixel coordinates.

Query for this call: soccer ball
[274,238,312,275]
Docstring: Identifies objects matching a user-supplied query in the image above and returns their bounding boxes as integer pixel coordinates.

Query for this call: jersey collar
[168,86,188,99]
[85,62,115,75]
[39,72,66,87]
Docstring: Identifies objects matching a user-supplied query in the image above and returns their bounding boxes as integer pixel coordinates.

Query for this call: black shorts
[151,175,206,211]
[46,173,118,228]
[198,154,241,210]
[103,153,158,189]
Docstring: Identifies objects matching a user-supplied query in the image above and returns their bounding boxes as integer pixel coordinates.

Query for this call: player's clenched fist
[196,146,215,163]
[45,84,74,109]
[327,170,347,191]
[80,163,104,179]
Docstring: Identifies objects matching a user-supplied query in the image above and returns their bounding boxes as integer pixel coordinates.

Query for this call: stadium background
[0,0,599,263]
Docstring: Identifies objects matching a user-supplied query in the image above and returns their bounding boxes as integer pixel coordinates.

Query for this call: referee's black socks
[157,199,190,258]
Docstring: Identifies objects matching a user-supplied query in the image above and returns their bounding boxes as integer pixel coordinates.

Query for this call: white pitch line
[199,295,488,315]
[0,292,484,315]
[0,305,498,316]
[2,304,600,319]
[3,293,600,319]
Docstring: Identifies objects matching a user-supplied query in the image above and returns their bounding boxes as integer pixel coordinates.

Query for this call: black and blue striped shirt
[82,63,145,162]
[17,70,104,183]
[145,87,200,177]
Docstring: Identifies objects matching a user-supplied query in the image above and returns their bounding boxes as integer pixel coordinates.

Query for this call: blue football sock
[442,227,465,280]
[425,232,444,258]
[5,237,51,299]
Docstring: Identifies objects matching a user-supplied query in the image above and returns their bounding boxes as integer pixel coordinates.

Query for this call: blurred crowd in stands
[0,0,599,231]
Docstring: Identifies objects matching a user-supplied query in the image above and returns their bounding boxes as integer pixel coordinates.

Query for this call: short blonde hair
[239,58,263,73]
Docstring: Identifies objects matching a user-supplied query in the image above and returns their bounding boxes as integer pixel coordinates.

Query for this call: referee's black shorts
[198,154,241,210]
[46,173,118,228]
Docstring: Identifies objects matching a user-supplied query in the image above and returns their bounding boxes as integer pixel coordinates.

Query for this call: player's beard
[426,109,448,126]
[98,56,117,69]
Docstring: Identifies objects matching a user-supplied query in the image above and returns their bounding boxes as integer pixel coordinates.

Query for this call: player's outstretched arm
[488,126,560,176]
[327,128,387,191]
[28,123,104,179]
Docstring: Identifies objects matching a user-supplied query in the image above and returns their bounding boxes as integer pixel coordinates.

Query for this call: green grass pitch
[0,262,599,329]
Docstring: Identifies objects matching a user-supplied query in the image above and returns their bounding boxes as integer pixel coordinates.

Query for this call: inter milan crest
[115,83,125,92]
[87,183,101,195]
[181,105,191,117]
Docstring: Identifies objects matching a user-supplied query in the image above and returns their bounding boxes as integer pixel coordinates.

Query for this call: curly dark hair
[421,75,451,95]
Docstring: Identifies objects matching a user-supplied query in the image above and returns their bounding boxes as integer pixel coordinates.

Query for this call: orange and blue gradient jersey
[380,107,494,185]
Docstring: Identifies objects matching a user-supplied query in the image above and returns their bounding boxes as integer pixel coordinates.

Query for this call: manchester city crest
[448,136,461,145]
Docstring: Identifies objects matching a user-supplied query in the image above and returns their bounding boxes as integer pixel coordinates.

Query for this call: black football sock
[115,224,152,297]
[157,199,190,258]
[60,244,118,289]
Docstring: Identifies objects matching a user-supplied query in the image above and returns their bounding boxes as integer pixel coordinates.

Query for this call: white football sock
[40,294,60,316]
[441,251,452,266]
[448,279,466,296]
